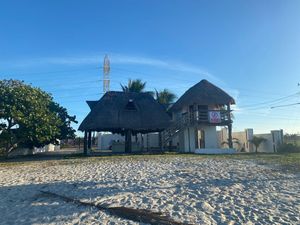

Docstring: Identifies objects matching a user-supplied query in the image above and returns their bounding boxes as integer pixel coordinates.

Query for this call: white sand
[0,156,299,225]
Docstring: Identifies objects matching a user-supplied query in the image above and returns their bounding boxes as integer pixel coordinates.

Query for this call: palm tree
[154,89,176,151]
[155,89,177,105]
[221,138,241,150]
[121,79,146,93]
[250,136,266,153]
[120,79,152,150]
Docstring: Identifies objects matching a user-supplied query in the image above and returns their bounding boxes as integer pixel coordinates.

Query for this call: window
[125,99,137,110]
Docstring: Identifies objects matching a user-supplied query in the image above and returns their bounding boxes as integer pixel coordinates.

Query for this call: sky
[1,0,300,135]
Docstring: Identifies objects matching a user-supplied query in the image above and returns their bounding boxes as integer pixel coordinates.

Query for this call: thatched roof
[169,79,235,112]
[86,101,97,109]
[79,91,171,133]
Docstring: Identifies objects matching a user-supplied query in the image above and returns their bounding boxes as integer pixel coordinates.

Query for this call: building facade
[165,80,235,153]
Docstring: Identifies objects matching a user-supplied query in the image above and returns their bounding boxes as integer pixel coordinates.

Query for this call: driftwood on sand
[40,191,192,225]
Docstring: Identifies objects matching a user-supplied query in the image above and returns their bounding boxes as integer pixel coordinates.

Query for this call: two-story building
[165,79,235,153]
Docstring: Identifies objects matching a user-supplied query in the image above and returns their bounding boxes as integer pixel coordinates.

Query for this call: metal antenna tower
[103,55,110,93]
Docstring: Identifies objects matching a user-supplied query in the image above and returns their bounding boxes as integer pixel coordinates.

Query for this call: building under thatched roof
[79,91,171,134]
[169,79,235,112]
[164,79,236,151]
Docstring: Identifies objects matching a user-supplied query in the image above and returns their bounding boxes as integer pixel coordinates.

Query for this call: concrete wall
[232,131,246,150]
[178,125,218,152]
[203,126,218,149]
[97,132,160,151]
[179,128,191,152]
[97,133,125,150]
[142,133,160,149]
[255,133,273,153]
[255,130,284,153]
[218,128,283,152]
[217,127,228,147]
[8,143,60,157]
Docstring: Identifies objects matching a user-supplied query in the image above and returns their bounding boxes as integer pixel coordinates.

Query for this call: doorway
[196,129,205,149]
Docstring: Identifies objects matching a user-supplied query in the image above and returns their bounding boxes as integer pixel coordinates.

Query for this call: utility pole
[103,55,110,93]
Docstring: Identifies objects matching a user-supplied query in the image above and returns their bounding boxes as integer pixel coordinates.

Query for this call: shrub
[277,143,300,153]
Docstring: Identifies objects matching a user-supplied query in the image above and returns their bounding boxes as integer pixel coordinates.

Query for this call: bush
[277,143,300,153]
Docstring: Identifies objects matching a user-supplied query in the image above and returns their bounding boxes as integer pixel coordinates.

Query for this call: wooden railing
[181,109,231,125]
[163,110,231,144]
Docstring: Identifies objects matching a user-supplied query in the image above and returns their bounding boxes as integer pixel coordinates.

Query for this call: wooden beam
[159,132,163,151]
[227,104,233,148]
[125,130,132,153]
[88,131,92,150]
[83,131,88,156]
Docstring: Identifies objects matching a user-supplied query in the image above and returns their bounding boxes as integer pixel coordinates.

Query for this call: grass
[247,153,300,172]
[205,152,300,172]
[0,152,299,173]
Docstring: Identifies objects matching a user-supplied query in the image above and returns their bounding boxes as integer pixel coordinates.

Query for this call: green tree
[0,79,77,157]
[155,89,176,105]
[250,136,266,153]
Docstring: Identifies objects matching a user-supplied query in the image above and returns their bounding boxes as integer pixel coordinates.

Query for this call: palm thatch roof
[86,101,97,109]
[169,79,235,112]
[79,91,171,133]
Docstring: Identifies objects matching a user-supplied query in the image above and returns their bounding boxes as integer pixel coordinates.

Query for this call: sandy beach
[0,156,299,225]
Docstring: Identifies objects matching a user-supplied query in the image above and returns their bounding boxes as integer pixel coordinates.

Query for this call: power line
[238,92,300,109]
[2,66,292,97]
[3,65,300,111]
[271,102,300,109]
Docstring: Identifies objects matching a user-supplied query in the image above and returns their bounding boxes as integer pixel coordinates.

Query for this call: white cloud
[2,52,239,101]
[3,53,222,83]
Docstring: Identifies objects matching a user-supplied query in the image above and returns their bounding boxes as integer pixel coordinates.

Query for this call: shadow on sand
[0,180,192,225]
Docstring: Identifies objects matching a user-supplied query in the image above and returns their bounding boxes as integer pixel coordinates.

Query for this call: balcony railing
[180,109,231,125]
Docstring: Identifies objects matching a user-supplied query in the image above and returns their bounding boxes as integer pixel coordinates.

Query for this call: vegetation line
[40,191,192,225]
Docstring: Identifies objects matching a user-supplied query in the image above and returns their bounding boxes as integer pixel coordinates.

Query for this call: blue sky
[1,0,300,134]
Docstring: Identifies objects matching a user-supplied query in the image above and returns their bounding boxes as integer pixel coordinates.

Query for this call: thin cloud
[111,54,223,84]
[1,53,239,99]
[3,53,220,82]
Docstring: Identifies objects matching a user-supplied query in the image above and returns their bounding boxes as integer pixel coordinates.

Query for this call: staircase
[163,114,189,145]
[163,109,230,146]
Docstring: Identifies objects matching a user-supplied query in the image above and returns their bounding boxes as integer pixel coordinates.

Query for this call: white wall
[217,127,228,148]
[271,130,284,152]
[219,129,283,153]
[97,133,125,150]
[97,132,161,151]
[255,133,273,153]
[141,133,159,150]
[256,131,283,153]
[178,126,218,152]
[203,126,218,149]
[182,128,191,152]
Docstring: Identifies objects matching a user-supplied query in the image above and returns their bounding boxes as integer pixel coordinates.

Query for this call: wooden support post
[147,134,149,151]
[78,137,81,150]
[159,132,163,151]
[141,133,144,151]
[227,103,233,148]
[187,127,191,152]
[125,130,132,153]
[88,131,92,150]
[83,131,88,156]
